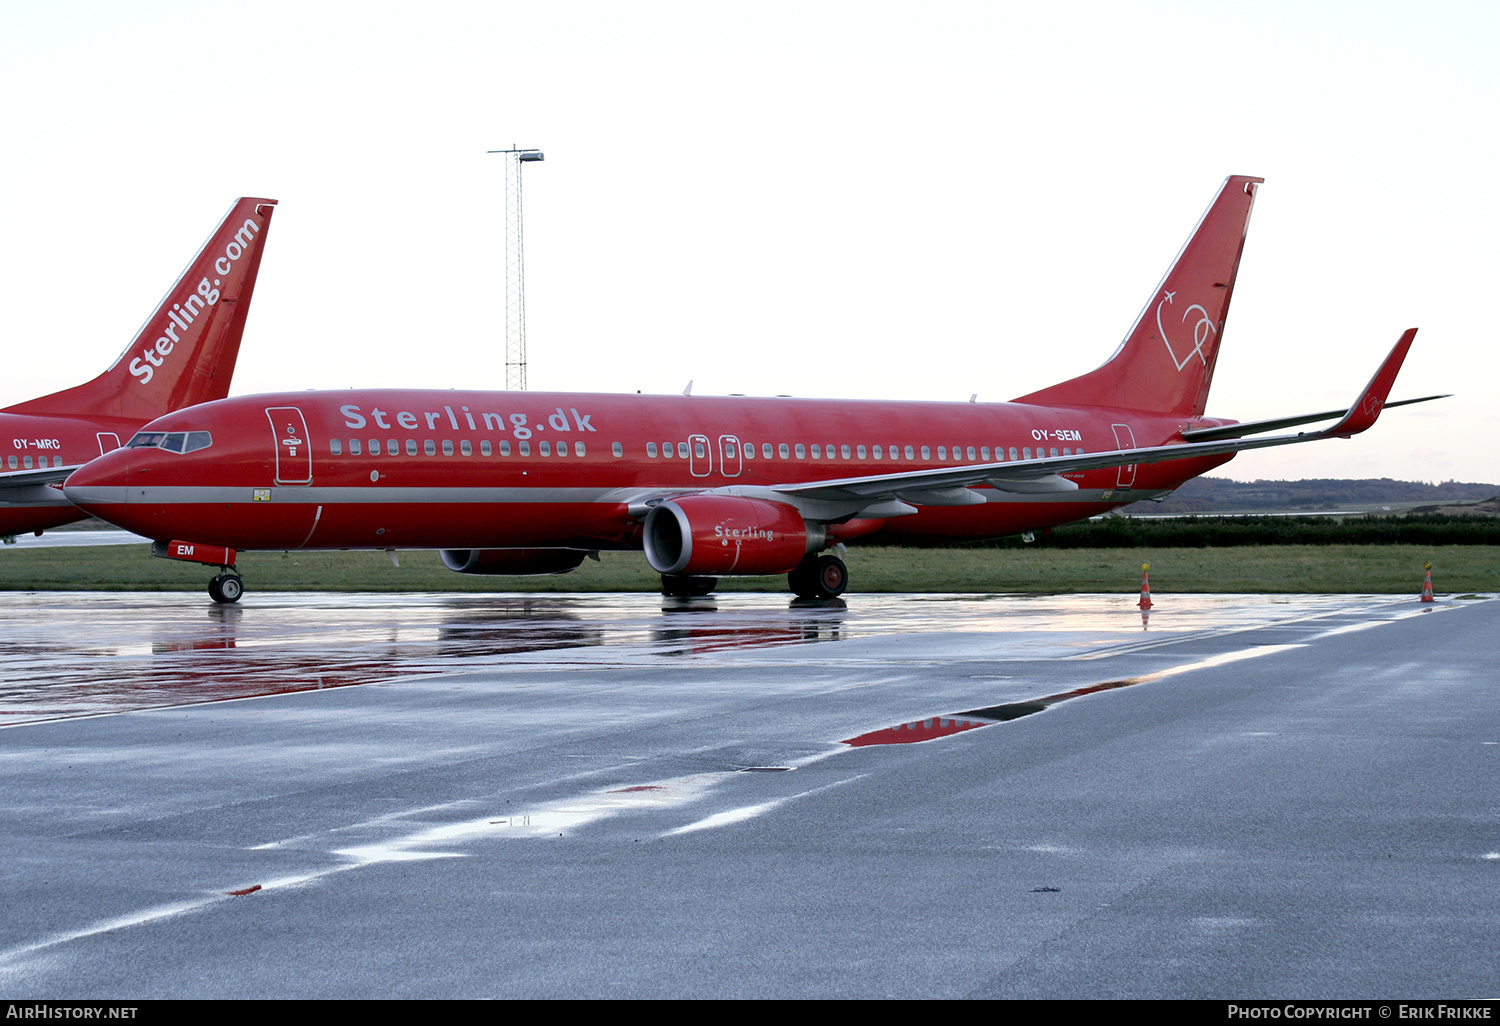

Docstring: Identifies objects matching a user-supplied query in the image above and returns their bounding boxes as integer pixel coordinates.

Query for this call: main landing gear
[208,572,244,604]
[659,553,850,600]
[661,574,718,597]
[787,552,848,600]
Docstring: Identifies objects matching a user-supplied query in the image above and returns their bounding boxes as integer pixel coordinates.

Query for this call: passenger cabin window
[519,441,531,456]
[1009,447,1019,461]
[873,445,883,459]
[481,440,492,456]
[351,439,363,455]
[856,445,866,459]
[778,443,789,459]
[695,441,706,458]
[388,440,399,456]
[794,444,805,459]
[937,446,947,460]
[330,439,343,455]
[539,441,551,456]
[405,440,417,455]
[460,440,471,456]
[904,445,914,460]
[647,442,659,457]
[6,456,14,469]
[920,446,931,460]
[23,456,33,469]
[612,442,623,457]
[677,442,689,458]
[811,444,821,458]
[841,444,851,459]
[762,443,773,459]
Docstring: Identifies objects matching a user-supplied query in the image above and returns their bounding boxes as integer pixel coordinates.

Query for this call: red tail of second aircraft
[4,197,278,423]
[1013,175,1262,417]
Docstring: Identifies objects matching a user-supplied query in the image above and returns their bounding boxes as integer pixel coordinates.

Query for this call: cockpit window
[126,430,212,453]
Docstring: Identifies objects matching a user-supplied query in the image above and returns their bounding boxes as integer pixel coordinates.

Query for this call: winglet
[1320,328,1418,438]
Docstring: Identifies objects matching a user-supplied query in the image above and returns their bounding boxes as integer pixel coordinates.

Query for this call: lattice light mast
[487,146,544,390]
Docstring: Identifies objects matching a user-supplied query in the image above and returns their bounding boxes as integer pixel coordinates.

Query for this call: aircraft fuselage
[0,413,141,534]
[64,388,1234,552]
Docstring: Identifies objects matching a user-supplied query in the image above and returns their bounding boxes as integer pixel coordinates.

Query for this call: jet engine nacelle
[439,548,589,576]
[643,495,822,576]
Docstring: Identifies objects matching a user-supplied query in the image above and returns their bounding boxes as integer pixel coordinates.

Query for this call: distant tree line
[955,514,1500,549]
[1148,477,1496,513]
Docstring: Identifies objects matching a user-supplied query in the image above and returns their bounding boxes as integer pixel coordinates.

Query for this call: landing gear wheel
[788,554,848,599]
[208,573,244,604]
[661,574,718,597]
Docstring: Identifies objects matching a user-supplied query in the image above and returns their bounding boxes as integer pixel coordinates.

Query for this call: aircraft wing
[772,329,1421,511]
[0,465,82,502]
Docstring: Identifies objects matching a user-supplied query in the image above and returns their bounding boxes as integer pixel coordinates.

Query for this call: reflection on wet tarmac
[843,716,997,746]
[842,642,1307,745]
[0,591,1426,726]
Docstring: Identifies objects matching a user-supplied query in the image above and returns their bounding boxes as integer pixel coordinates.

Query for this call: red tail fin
[1012,175,1262,416]
[3,198,277,422]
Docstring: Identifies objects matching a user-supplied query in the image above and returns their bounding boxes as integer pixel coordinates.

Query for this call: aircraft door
[718,435,742,478]
[96,433,121,455]
[1111,423,1137,488]
[689,434,712,477]
[267,406,313,485]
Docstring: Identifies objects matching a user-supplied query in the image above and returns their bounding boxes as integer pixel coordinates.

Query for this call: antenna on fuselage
[487,145,545,390]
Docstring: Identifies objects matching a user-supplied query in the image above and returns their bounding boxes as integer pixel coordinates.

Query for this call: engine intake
[643,496,821,576]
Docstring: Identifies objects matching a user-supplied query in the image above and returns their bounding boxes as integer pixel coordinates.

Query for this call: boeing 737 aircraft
[2,197,277,538]
[63,177,1434,603]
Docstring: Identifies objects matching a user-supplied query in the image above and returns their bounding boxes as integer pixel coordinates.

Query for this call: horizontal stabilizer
[1181,391,1449,442]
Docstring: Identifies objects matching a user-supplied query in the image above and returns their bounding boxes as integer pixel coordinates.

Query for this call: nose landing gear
[208,573,244,604]
[151,539,243,604]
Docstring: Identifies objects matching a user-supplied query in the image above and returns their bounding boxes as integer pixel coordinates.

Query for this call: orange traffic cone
[1420,562,1434,603]
[1138,562,1153,610]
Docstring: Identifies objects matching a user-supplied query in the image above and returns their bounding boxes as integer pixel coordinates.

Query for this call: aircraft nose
[63,452,135,514]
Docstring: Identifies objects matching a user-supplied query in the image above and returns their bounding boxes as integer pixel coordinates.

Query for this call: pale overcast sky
[1,0,1492,483]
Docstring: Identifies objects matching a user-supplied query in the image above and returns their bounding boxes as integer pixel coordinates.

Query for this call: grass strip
[1,544,1495,594]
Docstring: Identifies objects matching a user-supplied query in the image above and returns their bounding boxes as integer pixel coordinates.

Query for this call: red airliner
[63,177,1433,604]
[2,197,277,538]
